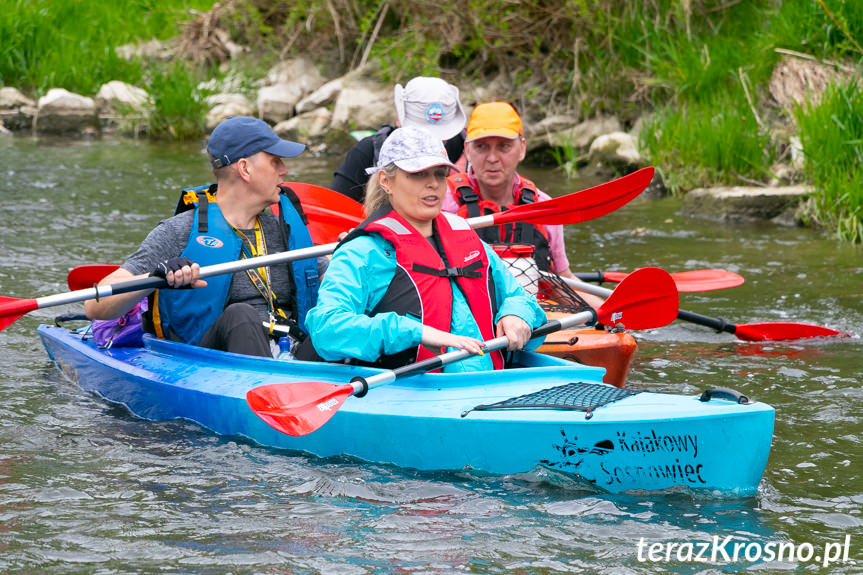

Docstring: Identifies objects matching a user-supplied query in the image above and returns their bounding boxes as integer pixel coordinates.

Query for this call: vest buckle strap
[457,186,479,204]
[453,260,483,278]
[412,260,482,279]
[519,186,536,204]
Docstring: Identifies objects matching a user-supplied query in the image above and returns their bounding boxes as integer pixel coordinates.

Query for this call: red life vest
[360,207,504,370]
[448,173,553,271]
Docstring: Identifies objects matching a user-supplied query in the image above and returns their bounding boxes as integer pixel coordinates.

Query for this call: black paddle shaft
[676,309,737,334]
[351,310,599,395]
[574,271,608,284]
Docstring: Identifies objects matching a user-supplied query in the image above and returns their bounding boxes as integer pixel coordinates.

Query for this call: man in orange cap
[443,101,575,282]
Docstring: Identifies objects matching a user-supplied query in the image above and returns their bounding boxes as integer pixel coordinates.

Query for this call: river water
[0,136,860,574]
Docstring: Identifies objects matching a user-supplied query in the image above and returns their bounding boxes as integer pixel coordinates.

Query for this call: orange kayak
[536,289,637,388]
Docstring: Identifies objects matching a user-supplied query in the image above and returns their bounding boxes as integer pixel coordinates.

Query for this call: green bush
[796,80,863,243]
[146,62,210,141]
[0,0,213,96]
[639,89,774,194]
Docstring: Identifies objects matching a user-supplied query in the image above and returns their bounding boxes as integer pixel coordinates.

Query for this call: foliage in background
[223,0,863,241]
[639,89,775,194]
[0,0,214,140]
[1,0,862,240]
[796,80,863,243]
[0,0,213,95]
[146,62,211,141]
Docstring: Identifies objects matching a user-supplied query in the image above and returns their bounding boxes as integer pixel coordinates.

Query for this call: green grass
[147,62,211,141]
[0,0,215,140]
[639,89,774,194]
[632,0,863,239]
[796,80,863,242]
[0,0,213,96]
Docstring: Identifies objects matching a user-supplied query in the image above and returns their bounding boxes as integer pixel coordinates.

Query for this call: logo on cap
[425,103,444,124]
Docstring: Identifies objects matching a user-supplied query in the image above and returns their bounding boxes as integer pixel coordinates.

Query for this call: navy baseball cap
[207,116,305,169]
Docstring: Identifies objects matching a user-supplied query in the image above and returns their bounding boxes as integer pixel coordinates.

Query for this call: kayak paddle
[246,266,679,437]
[287,167,654,232]
[0,243,337,332]
[64,168,658,292]
[67,264,122,291]
[554,274,844,342]
[290,166,654,230]
[280,182,364,244]
[575,268,744,292]
[470,166,653,228]
[67,264,742,294]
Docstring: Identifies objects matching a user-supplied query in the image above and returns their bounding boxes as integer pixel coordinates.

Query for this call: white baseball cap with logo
[394,77,466,142]
[366,126,458,175]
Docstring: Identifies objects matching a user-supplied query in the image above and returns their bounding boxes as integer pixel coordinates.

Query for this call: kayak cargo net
[463,382,641,420]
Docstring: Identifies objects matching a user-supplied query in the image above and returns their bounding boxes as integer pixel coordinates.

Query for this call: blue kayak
[38,324,774,495]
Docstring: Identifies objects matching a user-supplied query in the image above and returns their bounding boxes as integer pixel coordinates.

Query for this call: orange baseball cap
[465,101,523,142]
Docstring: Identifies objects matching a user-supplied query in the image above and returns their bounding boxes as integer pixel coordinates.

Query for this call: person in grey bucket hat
[297,126,547,371]
[328,76,468,203]
[86,116,322,359]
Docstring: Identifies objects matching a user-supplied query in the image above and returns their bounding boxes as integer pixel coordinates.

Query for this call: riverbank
[1,0,861,241]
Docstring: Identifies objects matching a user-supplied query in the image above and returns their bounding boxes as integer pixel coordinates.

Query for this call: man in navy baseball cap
[207,116,305,168]
[86,115,320,359]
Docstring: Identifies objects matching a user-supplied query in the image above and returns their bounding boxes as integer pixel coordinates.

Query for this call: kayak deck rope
[463,382,642,420]
[534,270,592,315]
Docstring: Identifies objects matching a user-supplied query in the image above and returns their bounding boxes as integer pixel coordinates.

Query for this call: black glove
[150,257,195,279]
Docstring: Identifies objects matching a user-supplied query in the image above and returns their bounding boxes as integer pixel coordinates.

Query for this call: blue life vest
[152,185,319,345]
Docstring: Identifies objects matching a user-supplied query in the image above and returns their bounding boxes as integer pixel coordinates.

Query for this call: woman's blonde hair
[364,163,399,214]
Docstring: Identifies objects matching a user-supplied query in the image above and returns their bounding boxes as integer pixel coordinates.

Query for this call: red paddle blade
[301,204,364,244]
[0,296,39,331]
[733,322,845,342]
[246,381,355,436]
[282,182,365,244]
[596,267,678,330]
[602,269,745,292]
[491,167,654,227]
[283,182,365,218]
[67,264,120,291]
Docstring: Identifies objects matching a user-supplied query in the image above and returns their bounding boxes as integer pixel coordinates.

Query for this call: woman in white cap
[302,126,546,372]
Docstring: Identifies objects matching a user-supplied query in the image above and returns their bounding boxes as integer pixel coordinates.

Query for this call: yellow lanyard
[231,219,287,331]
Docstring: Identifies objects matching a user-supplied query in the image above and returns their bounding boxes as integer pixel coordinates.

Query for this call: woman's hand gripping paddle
[245,266,679,437]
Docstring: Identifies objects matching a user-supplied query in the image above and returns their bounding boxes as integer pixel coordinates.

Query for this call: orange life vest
[448,174,553,271]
